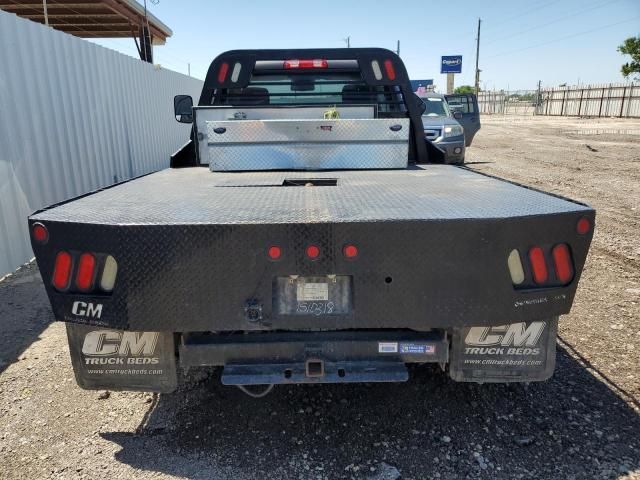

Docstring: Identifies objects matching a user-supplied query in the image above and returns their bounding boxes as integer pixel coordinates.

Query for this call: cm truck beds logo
[464,322,545,356]
[72,301,103,319]
[81,331,160,365]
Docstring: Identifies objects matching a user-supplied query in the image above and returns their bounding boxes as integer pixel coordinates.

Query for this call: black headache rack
[29,167,595,334]
[171,48,428,168]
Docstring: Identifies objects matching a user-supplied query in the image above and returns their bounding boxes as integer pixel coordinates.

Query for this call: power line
[456,0,562,43]
[481,0,563,34]
[483,0,623,46]
[486,15,640,59]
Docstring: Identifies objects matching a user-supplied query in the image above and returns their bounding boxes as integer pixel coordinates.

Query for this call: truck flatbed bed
[33,165,589,225]
[29,47,596,390]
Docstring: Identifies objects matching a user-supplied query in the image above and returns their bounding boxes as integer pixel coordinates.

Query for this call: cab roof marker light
[371,60,383,80]
[230,62,242,82]
[100,255,118,292]
[507,249,525,285]
[217,62,229,83]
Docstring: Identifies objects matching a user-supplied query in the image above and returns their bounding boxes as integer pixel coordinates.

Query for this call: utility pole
[396,40,400,56]
[188,63,191,76]
[474,18,481,95]
[42,0,49,25]
[536,79,542,115]
[344,36,350,48]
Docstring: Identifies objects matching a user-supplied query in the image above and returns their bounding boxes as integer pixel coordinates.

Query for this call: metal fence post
[598,87,605,117]
[577,89,584,117]
[545,88,552,115]
[619,86,627,118]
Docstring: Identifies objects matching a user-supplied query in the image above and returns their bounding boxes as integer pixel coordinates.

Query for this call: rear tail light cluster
[267,244,358,261]
[52,251,118,293]
[508,244,574,289]
[370,59,397,81]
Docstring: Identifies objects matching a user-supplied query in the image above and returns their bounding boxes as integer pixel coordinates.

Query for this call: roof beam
[0,3,105,9]
[22,13,121,19]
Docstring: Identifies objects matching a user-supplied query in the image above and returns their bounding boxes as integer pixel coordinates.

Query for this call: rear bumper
[181,330,447,385]
[66,318,560,391]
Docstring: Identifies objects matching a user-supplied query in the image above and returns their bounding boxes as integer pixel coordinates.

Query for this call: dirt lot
[1,115,639,479]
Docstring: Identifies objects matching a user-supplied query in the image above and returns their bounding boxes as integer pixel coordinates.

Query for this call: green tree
[454,85,476,94]
[618,36,640,79]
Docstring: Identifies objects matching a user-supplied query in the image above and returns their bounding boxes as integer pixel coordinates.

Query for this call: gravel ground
[1,115,639,479]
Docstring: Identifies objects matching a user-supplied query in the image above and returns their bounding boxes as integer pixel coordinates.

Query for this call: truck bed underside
[30,165,594,333]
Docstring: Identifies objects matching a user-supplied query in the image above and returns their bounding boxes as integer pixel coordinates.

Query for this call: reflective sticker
[378,342,398,353]
[399,343,436,354]
[296,282,329,301]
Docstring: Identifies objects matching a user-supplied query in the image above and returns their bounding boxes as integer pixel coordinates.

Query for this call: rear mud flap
[449,318,558,383]
[66,324,177,393]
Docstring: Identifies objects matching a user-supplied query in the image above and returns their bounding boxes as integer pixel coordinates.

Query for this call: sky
[91,0,640,92]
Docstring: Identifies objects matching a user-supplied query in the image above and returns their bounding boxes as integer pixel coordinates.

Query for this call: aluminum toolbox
[197,118,410,171]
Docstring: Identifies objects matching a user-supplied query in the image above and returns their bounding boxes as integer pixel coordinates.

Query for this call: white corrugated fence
[0,10,203,276]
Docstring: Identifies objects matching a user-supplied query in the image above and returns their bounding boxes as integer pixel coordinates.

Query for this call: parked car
[445,93,481,146]
[420,93,466,164]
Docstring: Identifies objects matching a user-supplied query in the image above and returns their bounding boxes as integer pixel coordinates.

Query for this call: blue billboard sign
[410,79,433,92]
[441,56,462,74]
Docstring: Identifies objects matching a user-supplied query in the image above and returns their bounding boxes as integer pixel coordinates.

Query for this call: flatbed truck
[29,49,594,395]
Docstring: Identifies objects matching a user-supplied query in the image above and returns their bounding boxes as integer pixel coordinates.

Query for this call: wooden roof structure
[0,0,172,45]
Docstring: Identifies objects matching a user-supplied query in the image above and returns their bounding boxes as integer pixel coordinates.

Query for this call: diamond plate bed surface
[32,165,590,225]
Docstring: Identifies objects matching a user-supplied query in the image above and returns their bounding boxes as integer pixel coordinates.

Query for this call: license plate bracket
[273,275,353,316]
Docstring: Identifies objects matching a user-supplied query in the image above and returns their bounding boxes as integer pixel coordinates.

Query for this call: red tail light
[52,252,72,290]
[383,60,396,80]
[343,244,358,259]
[283,59,328,69]
[268,246,282,260]
[32,223,48,243]
[306,245,320,259]
[552,244,574,284]
[576,217,591,235]
[75,253,96,291]
[217,62,229,83]
[528,247,548,284]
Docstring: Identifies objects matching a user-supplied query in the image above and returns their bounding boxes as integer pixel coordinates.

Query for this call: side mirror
[453,111,463,120]
[414,93,427,115]
[174,95,193,123]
